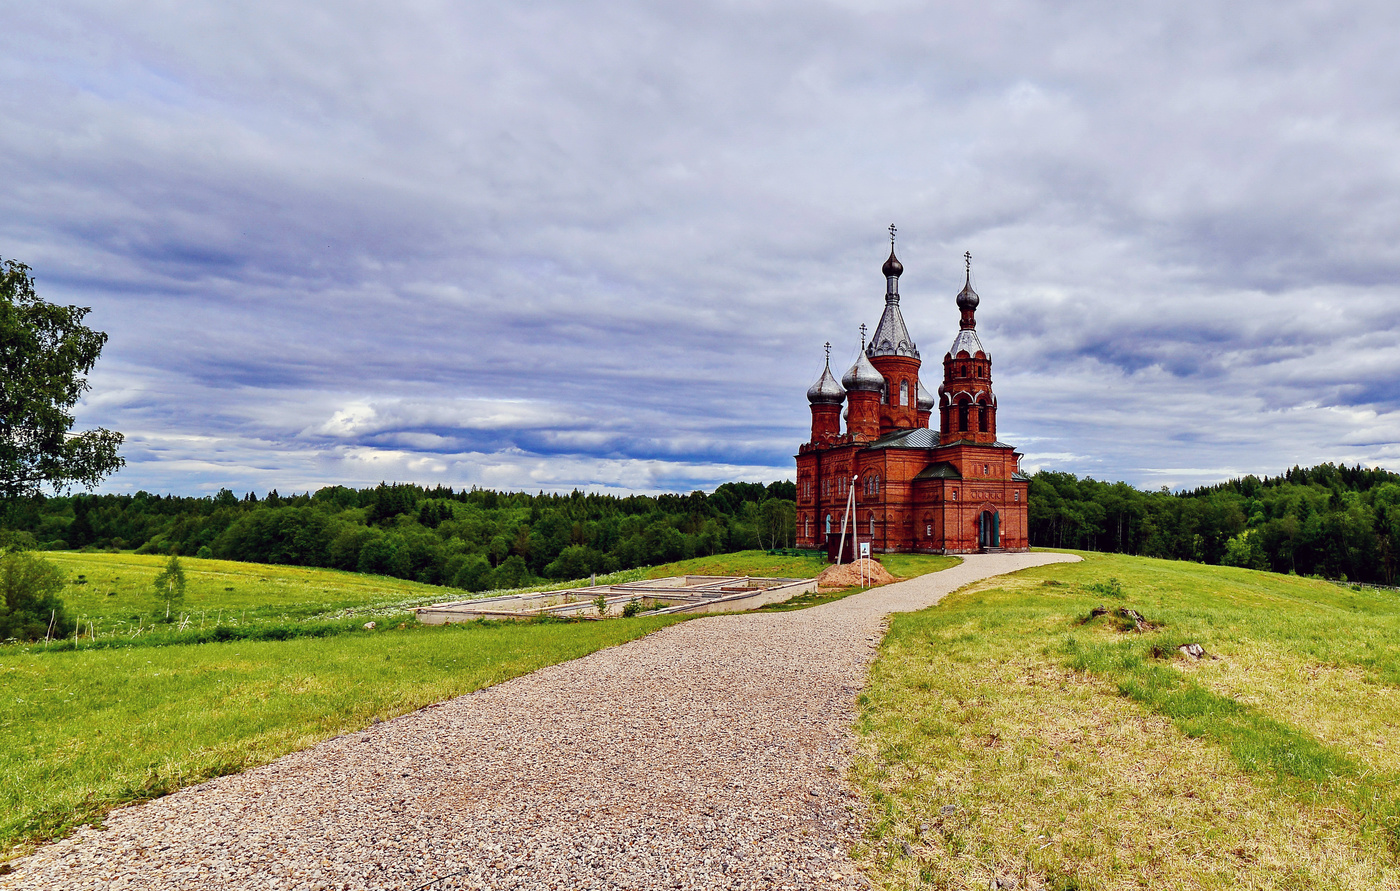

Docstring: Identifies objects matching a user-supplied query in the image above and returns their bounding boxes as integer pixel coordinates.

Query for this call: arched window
[958,400,970,432]
[869,514,875,537]
[880,381,888,404]
[1014,491,1020,502]
[979,405,989,432]
[825,514,832,535]
[900,380,909,406]
[873,475,880,496]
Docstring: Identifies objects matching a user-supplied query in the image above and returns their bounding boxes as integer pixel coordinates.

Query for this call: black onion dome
[956,277,980,311]
[882,248,903,278]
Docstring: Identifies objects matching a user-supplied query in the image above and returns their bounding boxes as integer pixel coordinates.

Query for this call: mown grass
[43,552,450,629]
[853,551,1400,890]
[1,553,688,859]
[40,552,651,641]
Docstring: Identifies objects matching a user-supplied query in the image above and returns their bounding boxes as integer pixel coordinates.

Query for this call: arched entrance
[978,510,1000,549]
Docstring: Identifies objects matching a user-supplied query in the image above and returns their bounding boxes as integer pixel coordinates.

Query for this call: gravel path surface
[7,552,1078,891]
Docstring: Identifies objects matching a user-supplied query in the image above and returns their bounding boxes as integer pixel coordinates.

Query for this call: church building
[795,231,1029,555]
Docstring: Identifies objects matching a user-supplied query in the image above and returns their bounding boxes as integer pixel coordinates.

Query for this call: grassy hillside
[1,547,933,859]
[37,551,648,641]
[854,551,1400,889]
[2,547,968,861]
[0,553,688,859]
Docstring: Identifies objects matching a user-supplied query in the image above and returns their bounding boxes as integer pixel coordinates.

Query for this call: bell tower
[939,252,997,444]
[866,224,922,434]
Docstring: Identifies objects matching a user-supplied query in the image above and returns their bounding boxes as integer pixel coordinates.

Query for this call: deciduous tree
[0,259,123,498]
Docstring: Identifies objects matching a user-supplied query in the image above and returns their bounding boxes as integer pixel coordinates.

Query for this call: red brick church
[795,230,1029,555]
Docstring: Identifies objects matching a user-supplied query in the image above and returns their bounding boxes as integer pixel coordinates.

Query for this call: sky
[4,1,1399,497]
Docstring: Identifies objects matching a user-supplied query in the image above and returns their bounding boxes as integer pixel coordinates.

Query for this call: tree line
[2,460,1396,604]
[0,481,798,592]
[1030,463,1400,584]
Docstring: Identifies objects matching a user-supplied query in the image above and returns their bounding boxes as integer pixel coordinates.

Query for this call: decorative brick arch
[975,501,1000,549]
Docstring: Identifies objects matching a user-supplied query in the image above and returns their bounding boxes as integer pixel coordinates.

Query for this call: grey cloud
[4,0,1399,494]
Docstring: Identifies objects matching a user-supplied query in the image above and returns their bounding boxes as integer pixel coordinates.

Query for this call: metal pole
[836,474,857,566]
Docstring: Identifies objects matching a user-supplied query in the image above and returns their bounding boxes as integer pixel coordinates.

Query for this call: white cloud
[6,0,1400,495]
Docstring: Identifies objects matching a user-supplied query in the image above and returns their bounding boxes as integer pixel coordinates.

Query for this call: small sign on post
[858,542,871,588]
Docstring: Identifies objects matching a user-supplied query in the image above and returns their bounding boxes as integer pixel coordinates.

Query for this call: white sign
[859,542,870,558]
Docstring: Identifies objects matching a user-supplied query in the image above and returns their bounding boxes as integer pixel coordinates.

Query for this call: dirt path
[6,552,1078,890]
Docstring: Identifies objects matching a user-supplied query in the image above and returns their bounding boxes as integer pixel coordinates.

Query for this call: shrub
[0,550,69,641]
[621,599,641,618]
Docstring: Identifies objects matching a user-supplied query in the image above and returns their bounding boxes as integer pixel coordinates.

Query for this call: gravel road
[6,552,1078,890]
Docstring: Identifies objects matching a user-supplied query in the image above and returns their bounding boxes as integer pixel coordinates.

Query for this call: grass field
[853,551,1400,890]
[1,547,944,860]
[0,550,700,859]
[35,552,653,645]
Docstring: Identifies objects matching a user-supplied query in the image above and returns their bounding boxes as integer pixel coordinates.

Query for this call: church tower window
[900,380,909,406]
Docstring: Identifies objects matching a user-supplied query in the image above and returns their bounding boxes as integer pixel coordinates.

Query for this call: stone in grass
[1087,605,1155,632]
[364,621,376,630]
[1178,642,1215,660]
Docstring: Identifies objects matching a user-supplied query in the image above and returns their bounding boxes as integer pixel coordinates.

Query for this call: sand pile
[816,558,899,589]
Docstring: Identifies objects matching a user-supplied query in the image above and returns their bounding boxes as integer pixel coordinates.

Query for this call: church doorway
[978,510,1000,549]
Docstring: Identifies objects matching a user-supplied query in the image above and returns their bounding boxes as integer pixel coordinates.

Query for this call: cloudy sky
[5,1,1399,496]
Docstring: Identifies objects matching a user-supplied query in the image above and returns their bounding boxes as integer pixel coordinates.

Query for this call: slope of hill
[0,553,684,859]
[854,551,1400,889]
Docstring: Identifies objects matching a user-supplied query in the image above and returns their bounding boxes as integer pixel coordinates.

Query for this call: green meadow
[0,547,856,858]
[0,552,682,858]
[854,551,1400,890]
[16,544,1397,889]
[36,551,648,641]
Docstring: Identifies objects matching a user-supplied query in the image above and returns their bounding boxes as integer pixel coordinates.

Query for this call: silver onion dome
[917,379,935,411]
[806,360,846,405]
[842,349,884,392]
